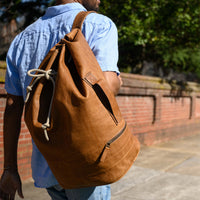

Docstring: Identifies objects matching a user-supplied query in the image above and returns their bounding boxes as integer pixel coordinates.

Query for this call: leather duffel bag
[24,11,140,189]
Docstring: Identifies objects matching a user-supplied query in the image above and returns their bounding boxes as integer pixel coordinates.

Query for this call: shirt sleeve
[5,38,23,96]
[84,14,120,74]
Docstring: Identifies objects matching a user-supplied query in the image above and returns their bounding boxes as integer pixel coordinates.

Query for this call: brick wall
[117,73,200,145]
[0,83,6,179]
[1,72,200,181]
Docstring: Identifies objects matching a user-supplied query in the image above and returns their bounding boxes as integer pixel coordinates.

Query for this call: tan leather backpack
[24,11,140,189]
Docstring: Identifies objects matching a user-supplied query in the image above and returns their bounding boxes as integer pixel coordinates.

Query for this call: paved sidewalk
[16,133,200,200]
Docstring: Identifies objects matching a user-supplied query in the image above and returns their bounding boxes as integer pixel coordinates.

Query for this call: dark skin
[0,0,122,199]
[0,95,24,200]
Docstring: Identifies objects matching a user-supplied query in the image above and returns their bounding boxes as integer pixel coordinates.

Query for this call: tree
[0,0,55,59]
[1,0,200,81]
[0,0,54,29]
[100,0,200,80]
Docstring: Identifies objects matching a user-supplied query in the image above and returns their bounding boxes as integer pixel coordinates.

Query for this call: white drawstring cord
[25,69,57,141]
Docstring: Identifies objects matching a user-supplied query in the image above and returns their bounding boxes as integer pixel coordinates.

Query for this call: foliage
[100,0,200,79]
[1,0,200,80]
[0,0,54,29]
[0,0,55,60]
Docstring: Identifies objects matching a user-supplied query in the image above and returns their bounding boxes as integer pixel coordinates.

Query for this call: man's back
[5,2,119,189]
[6,3,119,99]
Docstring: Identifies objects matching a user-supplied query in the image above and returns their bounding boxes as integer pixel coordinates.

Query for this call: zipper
[83,77,118,125]
[99,122,127,162]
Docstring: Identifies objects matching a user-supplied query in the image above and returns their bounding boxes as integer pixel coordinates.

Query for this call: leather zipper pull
[99,144,110,162]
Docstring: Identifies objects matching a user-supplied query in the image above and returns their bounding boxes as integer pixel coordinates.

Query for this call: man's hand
[0,169,24,200]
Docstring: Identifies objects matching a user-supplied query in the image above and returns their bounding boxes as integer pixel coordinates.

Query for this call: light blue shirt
[5,3,119,188]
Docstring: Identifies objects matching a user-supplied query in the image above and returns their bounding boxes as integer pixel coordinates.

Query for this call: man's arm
[0,94,24,200]
[103,71,123,96]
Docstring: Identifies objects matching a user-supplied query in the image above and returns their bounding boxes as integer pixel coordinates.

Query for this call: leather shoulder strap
[72,11,95,30]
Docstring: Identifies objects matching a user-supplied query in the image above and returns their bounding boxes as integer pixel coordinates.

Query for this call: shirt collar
[44,3,87,17]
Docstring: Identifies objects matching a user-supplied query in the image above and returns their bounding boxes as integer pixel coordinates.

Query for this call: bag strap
[72,11,95,30]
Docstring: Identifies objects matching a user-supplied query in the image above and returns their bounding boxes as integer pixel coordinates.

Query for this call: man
[0,0,121,199]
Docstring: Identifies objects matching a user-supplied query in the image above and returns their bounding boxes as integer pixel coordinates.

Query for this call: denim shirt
[5,3,119,188]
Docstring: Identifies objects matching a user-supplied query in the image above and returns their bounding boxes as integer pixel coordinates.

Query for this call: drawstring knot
[25,68,57,141]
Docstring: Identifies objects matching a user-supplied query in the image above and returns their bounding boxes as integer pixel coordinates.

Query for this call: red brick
[0,73,200,181]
